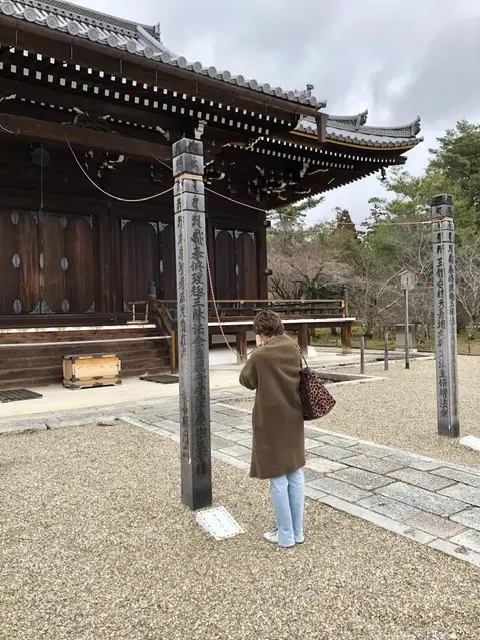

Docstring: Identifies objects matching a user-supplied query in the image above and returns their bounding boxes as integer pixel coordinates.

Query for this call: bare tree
[456,232,480,340]
[268,222,349,300]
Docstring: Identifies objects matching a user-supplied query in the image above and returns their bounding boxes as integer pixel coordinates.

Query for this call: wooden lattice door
[40,213,96,314]
[213,228,258,301]
[0,210,40,315]
[0,210,96,316]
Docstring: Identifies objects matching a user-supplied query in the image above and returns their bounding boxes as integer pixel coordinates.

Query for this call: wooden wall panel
[120,219,159,310]
[18,212,41,314]
[214,229,236,300]
[63,215,96,313]
[0,139,269,322]
[41,213,64,313]
[0,211,21,314]
[39,214,97,314]
[0,211,42,315]
[235,231,258,299]
[158,223,176,301]
[206,219,216,300]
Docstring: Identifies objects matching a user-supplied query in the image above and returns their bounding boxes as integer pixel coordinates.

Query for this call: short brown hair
[253,309,285,337]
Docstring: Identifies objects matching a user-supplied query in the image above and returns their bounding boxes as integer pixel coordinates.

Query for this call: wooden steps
[0,325,170,389]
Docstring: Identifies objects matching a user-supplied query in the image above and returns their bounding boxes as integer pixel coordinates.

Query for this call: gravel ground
[230,356,480,469]
[1,424,480,640]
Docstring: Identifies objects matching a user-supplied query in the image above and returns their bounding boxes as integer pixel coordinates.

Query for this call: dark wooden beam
[0,76,184,133]
[0,78,261,150]
[0,112,172,161]
[0,17,317,121]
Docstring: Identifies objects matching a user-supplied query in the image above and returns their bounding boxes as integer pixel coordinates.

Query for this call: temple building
[0,0,422,388]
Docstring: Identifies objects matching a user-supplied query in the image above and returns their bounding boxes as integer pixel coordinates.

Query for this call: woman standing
[239,309,305,549]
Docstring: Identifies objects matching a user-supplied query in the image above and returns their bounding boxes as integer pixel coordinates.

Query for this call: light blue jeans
[270,468,305,547]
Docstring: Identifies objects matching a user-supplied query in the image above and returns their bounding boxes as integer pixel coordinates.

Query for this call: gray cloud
[82,0,480,123]
[388,15,480,126]
[75,0,480,222]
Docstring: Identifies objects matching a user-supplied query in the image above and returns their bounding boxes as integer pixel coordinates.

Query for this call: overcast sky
[76,0,480,225]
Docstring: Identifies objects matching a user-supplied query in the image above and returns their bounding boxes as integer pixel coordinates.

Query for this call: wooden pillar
[173,138,212,510]
[96,204,111,314]
[236,328,247,364]
[341,287,352,355]
[109,200,122,316]
[341,324,352,355]
[257,219,269,299]
[170,328,179,375]
[298,323,309,357]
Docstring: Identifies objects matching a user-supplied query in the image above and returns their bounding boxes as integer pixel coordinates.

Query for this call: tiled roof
[295,114,423,149]
[0,0,324,107]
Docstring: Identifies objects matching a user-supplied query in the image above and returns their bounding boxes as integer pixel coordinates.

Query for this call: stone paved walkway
[2,389,480,569]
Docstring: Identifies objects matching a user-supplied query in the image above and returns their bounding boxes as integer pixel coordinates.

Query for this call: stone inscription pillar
[173,138,212,509]
[431,194,460,438]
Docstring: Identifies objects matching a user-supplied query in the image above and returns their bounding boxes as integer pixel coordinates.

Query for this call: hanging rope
[0,122,14,134]
[0,120,434,226]
[205,248,257,358]
[204,186,272,213]
[139,143,173,172]
[66,137,174,202]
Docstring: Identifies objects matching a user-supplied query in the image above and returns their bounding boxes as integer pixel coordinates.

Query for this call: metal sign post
[400,271,415,370]
[431,194,460,438]
[360,336,365,374]
[384,332,389,371]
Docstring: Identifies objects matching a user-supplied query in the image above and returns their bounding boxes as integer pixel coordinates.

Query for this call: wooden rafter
[0,77,271,149]
[0,77,187,134]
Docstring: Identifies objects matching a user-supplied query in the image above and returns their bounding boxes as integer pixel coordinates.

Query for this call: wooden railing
[148,300,178,374]
[132,297,352,366]
[159,299,347,323]
[126,301,150,324]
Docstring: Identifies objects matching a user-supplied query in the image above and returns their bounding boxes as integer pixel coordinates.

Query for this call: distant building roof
[295,113,423,149]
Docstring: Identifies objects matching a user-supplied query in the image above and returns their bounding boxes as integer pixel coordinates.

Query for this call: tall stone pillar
[173,138,212,509]
[431,194,460,438]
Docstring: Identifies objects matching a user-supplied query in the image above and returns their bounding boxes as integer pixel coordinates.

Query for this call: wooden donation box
[63,353,121,390]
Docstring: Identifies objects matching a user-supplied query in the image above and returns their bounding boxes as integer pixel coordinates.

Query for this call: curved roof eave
[294,114,423,150]
[0,0,324,108]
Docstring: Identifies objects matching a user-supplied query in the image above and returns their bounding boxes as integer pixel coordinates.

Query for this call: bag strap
[296,345,309,370]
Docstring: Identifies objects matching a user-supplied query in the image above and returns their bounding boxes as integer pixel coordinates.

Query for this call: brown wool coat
[239,334,305,480]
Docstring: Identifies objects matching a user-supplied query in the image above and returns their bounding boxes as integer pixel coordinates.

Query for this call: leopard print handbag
[298,349,336,421]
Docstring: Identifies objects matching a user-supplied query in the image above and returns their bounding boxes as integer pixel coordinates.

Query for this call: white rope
[0,122,14,134]
[205,186,272,213]
[66,137,174,202]
[0,123,434,228]
[140,144,173,171]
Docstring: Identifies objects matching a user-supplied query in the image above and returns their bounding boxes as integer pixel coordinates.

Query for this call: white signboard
[196,506,244,540]
[401,271,416,291]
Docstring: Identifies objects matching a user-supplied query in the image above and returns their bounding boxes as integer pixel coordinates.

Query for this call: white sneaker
[263,529,296,548]
[263,529,279,544]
